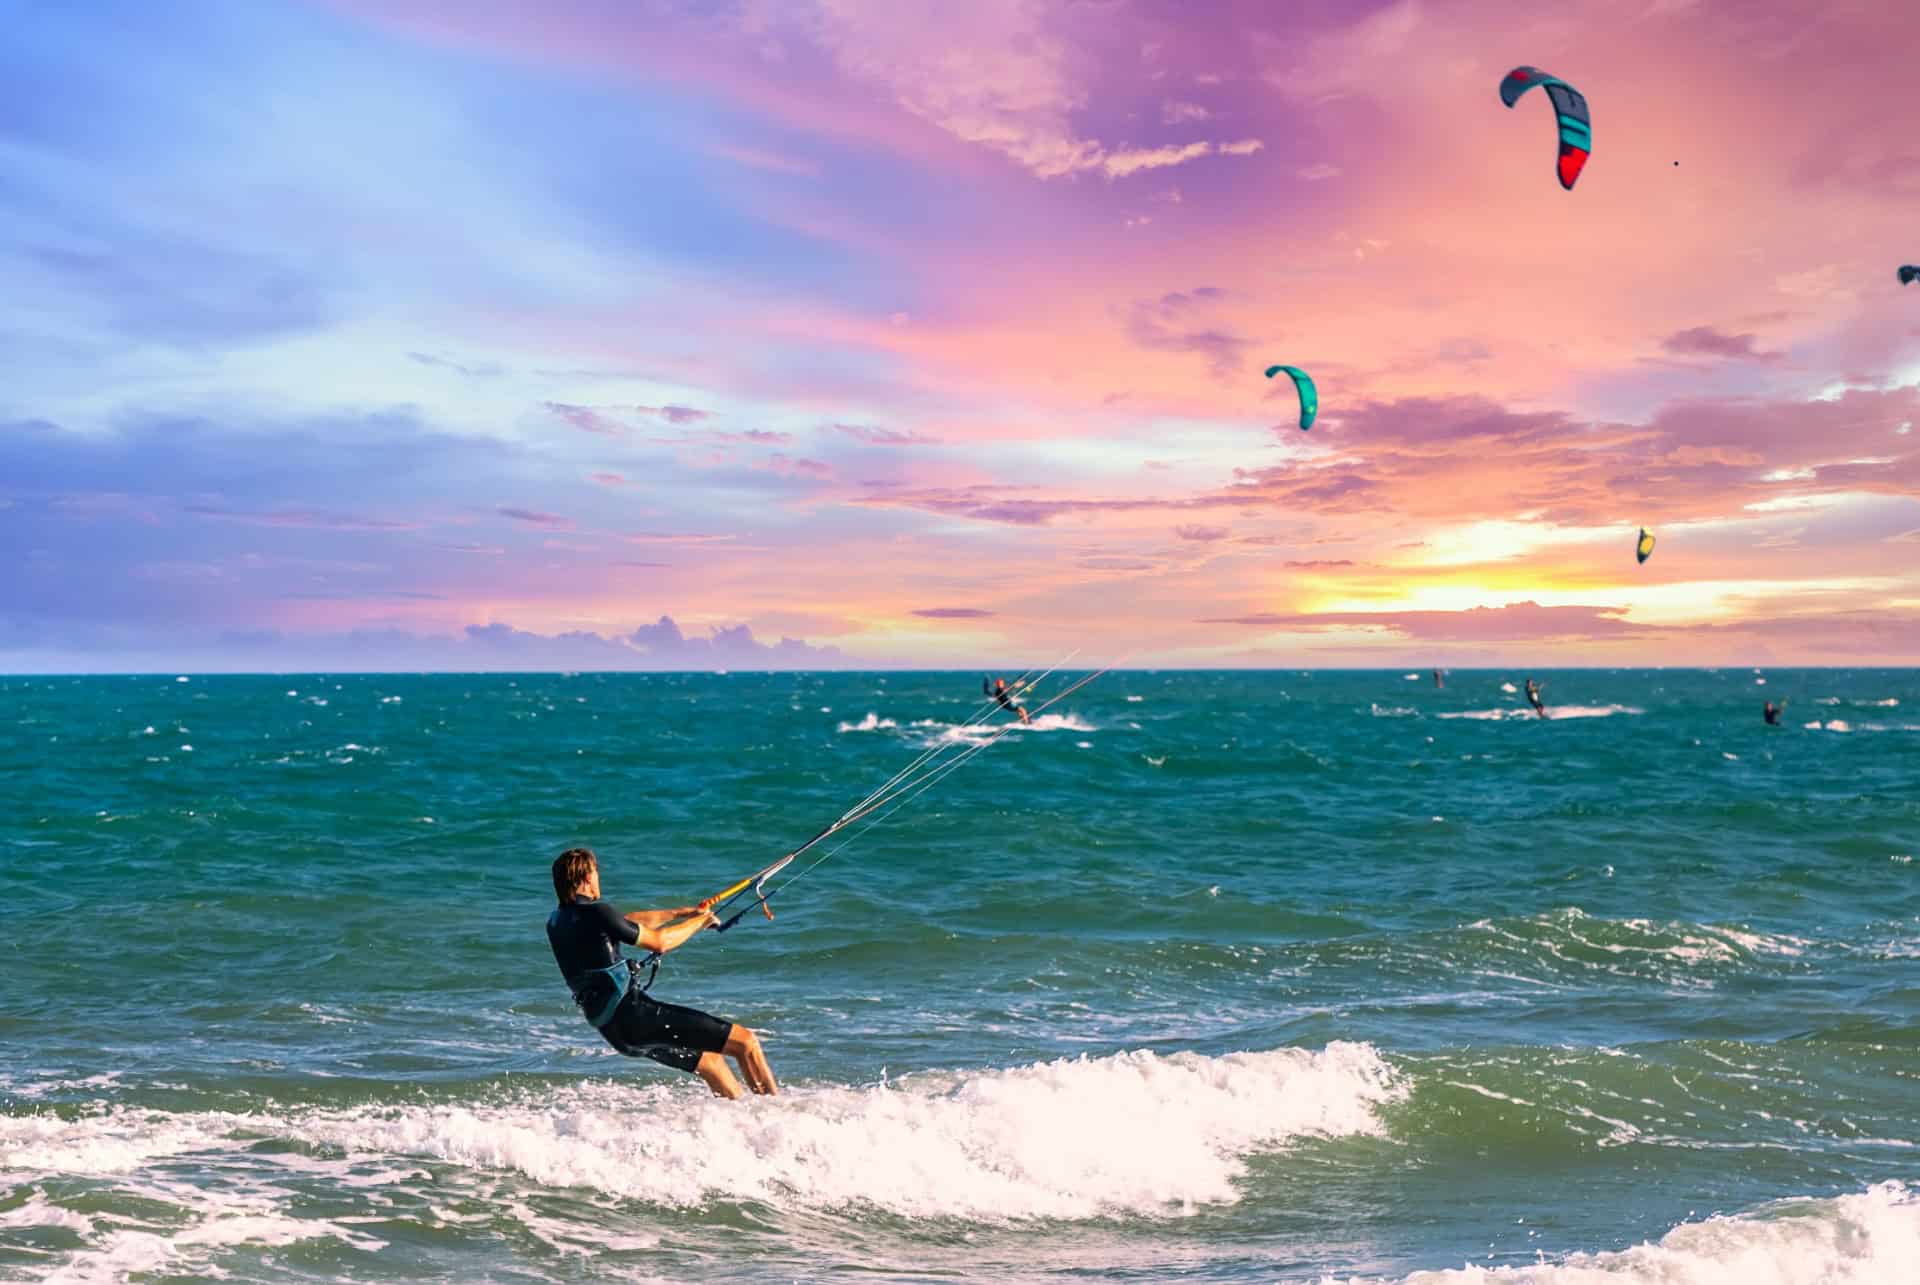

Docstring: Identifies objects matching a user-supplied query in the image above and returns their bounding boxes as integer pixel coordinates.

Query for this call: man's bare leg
[723,1025,778,1095]
[694,1051,746,1100]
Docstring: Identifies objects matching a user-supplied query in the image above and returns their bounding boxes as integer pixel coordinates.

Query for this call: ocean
[1,668,1916,1283]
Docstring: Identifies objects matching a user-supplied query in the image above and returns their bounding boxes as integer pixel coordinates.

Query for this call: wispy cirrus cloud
[912,606,995,619]
[634,404,713,425]
[834,423,942,446]
[184,505,422,531]
[497,506,572,529]
[408,351,504,377]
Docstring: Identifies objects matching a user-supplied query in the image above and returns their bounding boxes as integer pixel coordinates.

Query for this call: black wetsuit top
[545,898,731,1072]
[546,898,639,981]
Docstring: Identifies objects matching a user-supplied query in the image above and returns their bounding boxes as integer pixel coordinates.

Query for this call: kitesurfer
[985,676,1032,724]
[1764,700,1783,726]
[1524,678,1548,719]
[546,847,778,1099]
[1432,669,1446,689]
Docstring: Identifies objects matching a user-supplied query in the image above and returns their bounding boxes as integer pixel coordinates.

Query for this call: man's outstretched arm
[624,906,700,930]
[632,908,720,955]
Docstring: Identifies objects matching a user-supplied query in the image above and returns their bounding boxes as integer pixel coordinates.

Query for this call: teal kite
[1499,66,1591,191]
[1264,364,1317,431]
[1901,265,1919,286]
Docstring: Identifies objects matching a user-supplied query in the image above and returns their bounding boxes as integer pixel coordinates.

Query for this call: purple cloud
[1660,327,1786,364]
[1126,288,1248,376]
[911,607,995,618]
[626,616,843,666]
[834,423,942,446]
[635,404,713,424]
[497,506,572,529]
[1175,523,1229,542]
[544,402,628,437]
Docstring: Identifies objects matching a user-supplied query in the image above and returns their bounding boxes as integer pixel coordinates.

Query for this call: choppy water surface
[2,669,1917,1282]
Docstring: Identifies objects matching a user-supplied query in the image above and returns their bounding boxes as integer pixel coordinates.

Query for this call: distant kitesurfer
[1763,700,1783,726]
[1433,668,1446,689]
[546,847,778,1100]
[1524,678,1548,719]
[985,676,1031,724]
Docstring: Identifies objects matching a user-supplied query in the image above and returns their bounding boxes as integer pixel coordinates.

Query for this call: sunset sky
[4,0,1917,670]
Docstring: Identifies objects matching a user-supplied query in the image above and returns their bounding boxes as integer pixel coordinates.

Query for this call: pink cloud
[834,423,942,446]
[634,404,713,424]
[543,402,628,436]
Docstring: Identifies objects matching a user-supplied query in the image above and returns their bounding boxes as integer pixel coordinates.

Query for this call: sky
[3,0,1918,671]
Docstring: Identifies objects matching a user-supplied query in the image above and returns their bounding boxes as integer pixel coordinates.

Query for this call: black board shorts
[599,990,733,1072]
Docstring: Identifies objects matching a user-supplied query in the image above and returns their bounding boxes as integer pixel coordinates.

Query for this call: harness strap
[574,955,660,1028]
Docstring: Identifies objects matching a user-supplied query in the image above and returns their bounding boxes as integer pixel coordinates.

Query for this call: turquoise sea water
[2,669,1917,1282]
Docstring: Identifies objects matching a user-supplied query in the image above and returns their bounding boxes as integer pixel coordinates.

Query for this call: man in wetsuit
[545,847,778,1099]
[1763,700,1783,726]
[985,676,1031,724]
[1524,678,1548,719]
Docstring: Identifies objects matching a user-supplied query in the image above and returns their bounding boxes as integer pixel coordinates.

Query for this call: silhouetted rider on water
[1524,678,1548,719]
[985,676,1031,724]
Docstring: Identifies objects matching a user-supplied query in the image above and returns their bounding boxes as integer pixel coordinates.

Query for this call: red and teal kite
[1499,66,1591,191]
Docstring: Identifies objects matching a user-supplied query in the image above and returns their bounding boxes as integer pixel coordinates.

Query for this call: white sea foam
[1500,683,1518,693]
[0,1044,1398,1225]
[920,712,1096,746]
[836,712,898,733]
[1439,705,1641,721]
[1325,1181,1920,1285]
